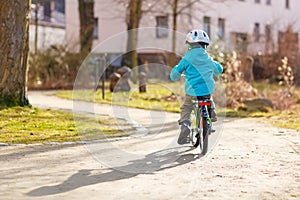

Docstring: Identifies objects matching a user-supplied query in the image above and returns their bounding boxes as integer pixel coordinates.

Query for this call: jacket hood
[184,48,210,67]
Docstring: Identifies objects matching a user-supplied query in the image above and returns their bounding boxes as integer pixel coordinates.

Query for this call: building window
[31,0,66,25]
[254,22,260,42]
[218,18,225,39]
[93,18,99,39]
[285,0,290,9]
[54,0,65,13]
[43,0,52,22]
[156,16,168,38]
[266,0,271,5]
[265,24,271,42]
[203,16,211,37]
[255,0,260,3]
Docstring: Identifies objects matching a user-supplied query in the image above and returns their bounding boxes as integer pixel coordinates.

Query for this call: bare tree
[113,0,227,70]
[78,0,95,58]
[0,0,31,106]
[121,0,210,67]
[122,0,143,82]
[33,0,40,54]
[168,0,205,67]
[156,0,229,66]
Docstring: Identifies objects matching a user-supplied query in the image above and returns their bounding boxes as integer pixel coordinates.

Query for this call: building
[202,0,300,54]
[37,0,299,57]
[30,0,66,51]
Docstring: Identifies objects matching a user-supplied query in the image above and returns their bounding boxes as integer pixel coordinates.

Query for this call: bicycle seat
[196,95,211,101]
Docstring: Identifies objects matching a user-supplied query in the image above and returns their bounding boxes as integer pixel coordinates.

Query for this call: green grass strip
[0,107,134,144]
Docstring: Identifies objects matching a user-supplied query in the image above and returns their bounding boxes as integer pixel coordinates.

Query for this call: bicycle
[189,95,212,155]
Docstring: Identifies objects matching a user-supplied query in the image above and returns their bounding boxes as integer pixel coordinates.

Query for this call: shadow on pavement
[27,146,201,197]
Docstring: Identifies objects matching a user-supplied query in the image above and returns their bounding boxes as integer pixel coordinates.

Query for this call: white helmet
[186,29,210,45]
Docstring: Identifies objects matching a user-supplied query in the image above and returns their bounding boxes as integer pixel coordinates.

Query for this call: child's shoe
[211,109,217,122]
[178,120,191,145]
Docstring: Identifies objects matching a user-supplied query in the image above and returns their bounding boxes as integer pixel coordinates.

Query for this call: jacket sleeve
[170,58,186,81]
[213,60,223,76]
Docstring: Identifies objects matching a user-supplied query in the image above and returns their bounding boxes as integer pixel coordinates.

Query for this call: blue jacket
[170,48,223,96]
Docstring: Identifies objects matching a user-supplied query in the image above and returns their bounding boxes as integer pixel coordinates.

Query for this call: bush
[28,46,83,90]
[253,25,300,86]
[268,57,297,111]
[220,52,257,108]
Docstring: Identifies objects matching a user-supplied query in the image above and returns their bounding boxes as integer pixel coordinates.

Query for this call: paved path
[0,91,299,199]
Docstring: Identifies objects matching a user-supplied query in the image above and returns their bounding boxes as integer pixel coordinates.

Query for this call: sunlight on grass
[57,83,184,113]
[57,81,300,132]
[220,105,300,132]
[0,107,134,144]
[267,105,300,132]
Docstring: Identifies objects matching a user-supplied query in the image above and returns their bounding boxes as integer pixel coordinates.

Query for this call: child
[170,29,223,145]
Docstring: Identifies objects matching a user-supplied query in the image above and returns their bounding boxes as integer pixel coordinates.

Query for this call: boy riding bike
[170,29,223,145]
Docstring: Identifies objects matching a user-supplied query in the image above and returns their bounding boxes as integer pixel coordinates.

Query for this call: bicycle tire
[192,133,200,147]
[191,108,200,147]
[201,118,210,155]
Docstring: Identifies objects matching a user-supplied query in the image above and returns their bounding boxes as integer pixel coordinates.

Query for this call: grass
[0,107,134,144]
[268,108,300,131]
[253,81,300,98]
[2,82,297,145]
[225,81,300,131]
[57,81,300,132]
[57,82,184,113]
[222,106,300,131]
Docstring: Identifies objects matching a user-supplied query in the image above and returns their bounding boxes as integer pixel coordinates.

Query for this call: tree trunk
[124,0,142,83]
[0,0,31,106]
[34,0,39,54]
[170,0,178,68]
[78,0,95,58]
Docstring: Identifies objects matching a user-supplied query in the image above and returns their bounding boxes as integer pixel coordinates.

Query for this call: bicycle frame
[190,97,212,155]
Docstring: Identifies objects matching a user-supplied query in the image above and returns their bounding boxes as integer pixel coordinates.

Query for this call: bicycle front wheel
[191,109,200,147]
[200,117,210,155]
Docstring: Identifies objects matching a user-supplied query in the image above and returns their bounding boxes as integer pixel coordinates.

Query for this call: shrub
[28,46,82,89]
[269,57,297,111]
[220,52,257,108]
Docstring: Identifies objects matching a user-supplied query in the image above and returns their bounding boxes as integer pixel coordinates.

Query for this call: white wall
[65,0,80,52]
[65,0,300,54]
[193,0,300,53]
[65,0,128,53]
[29,24,65,51]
